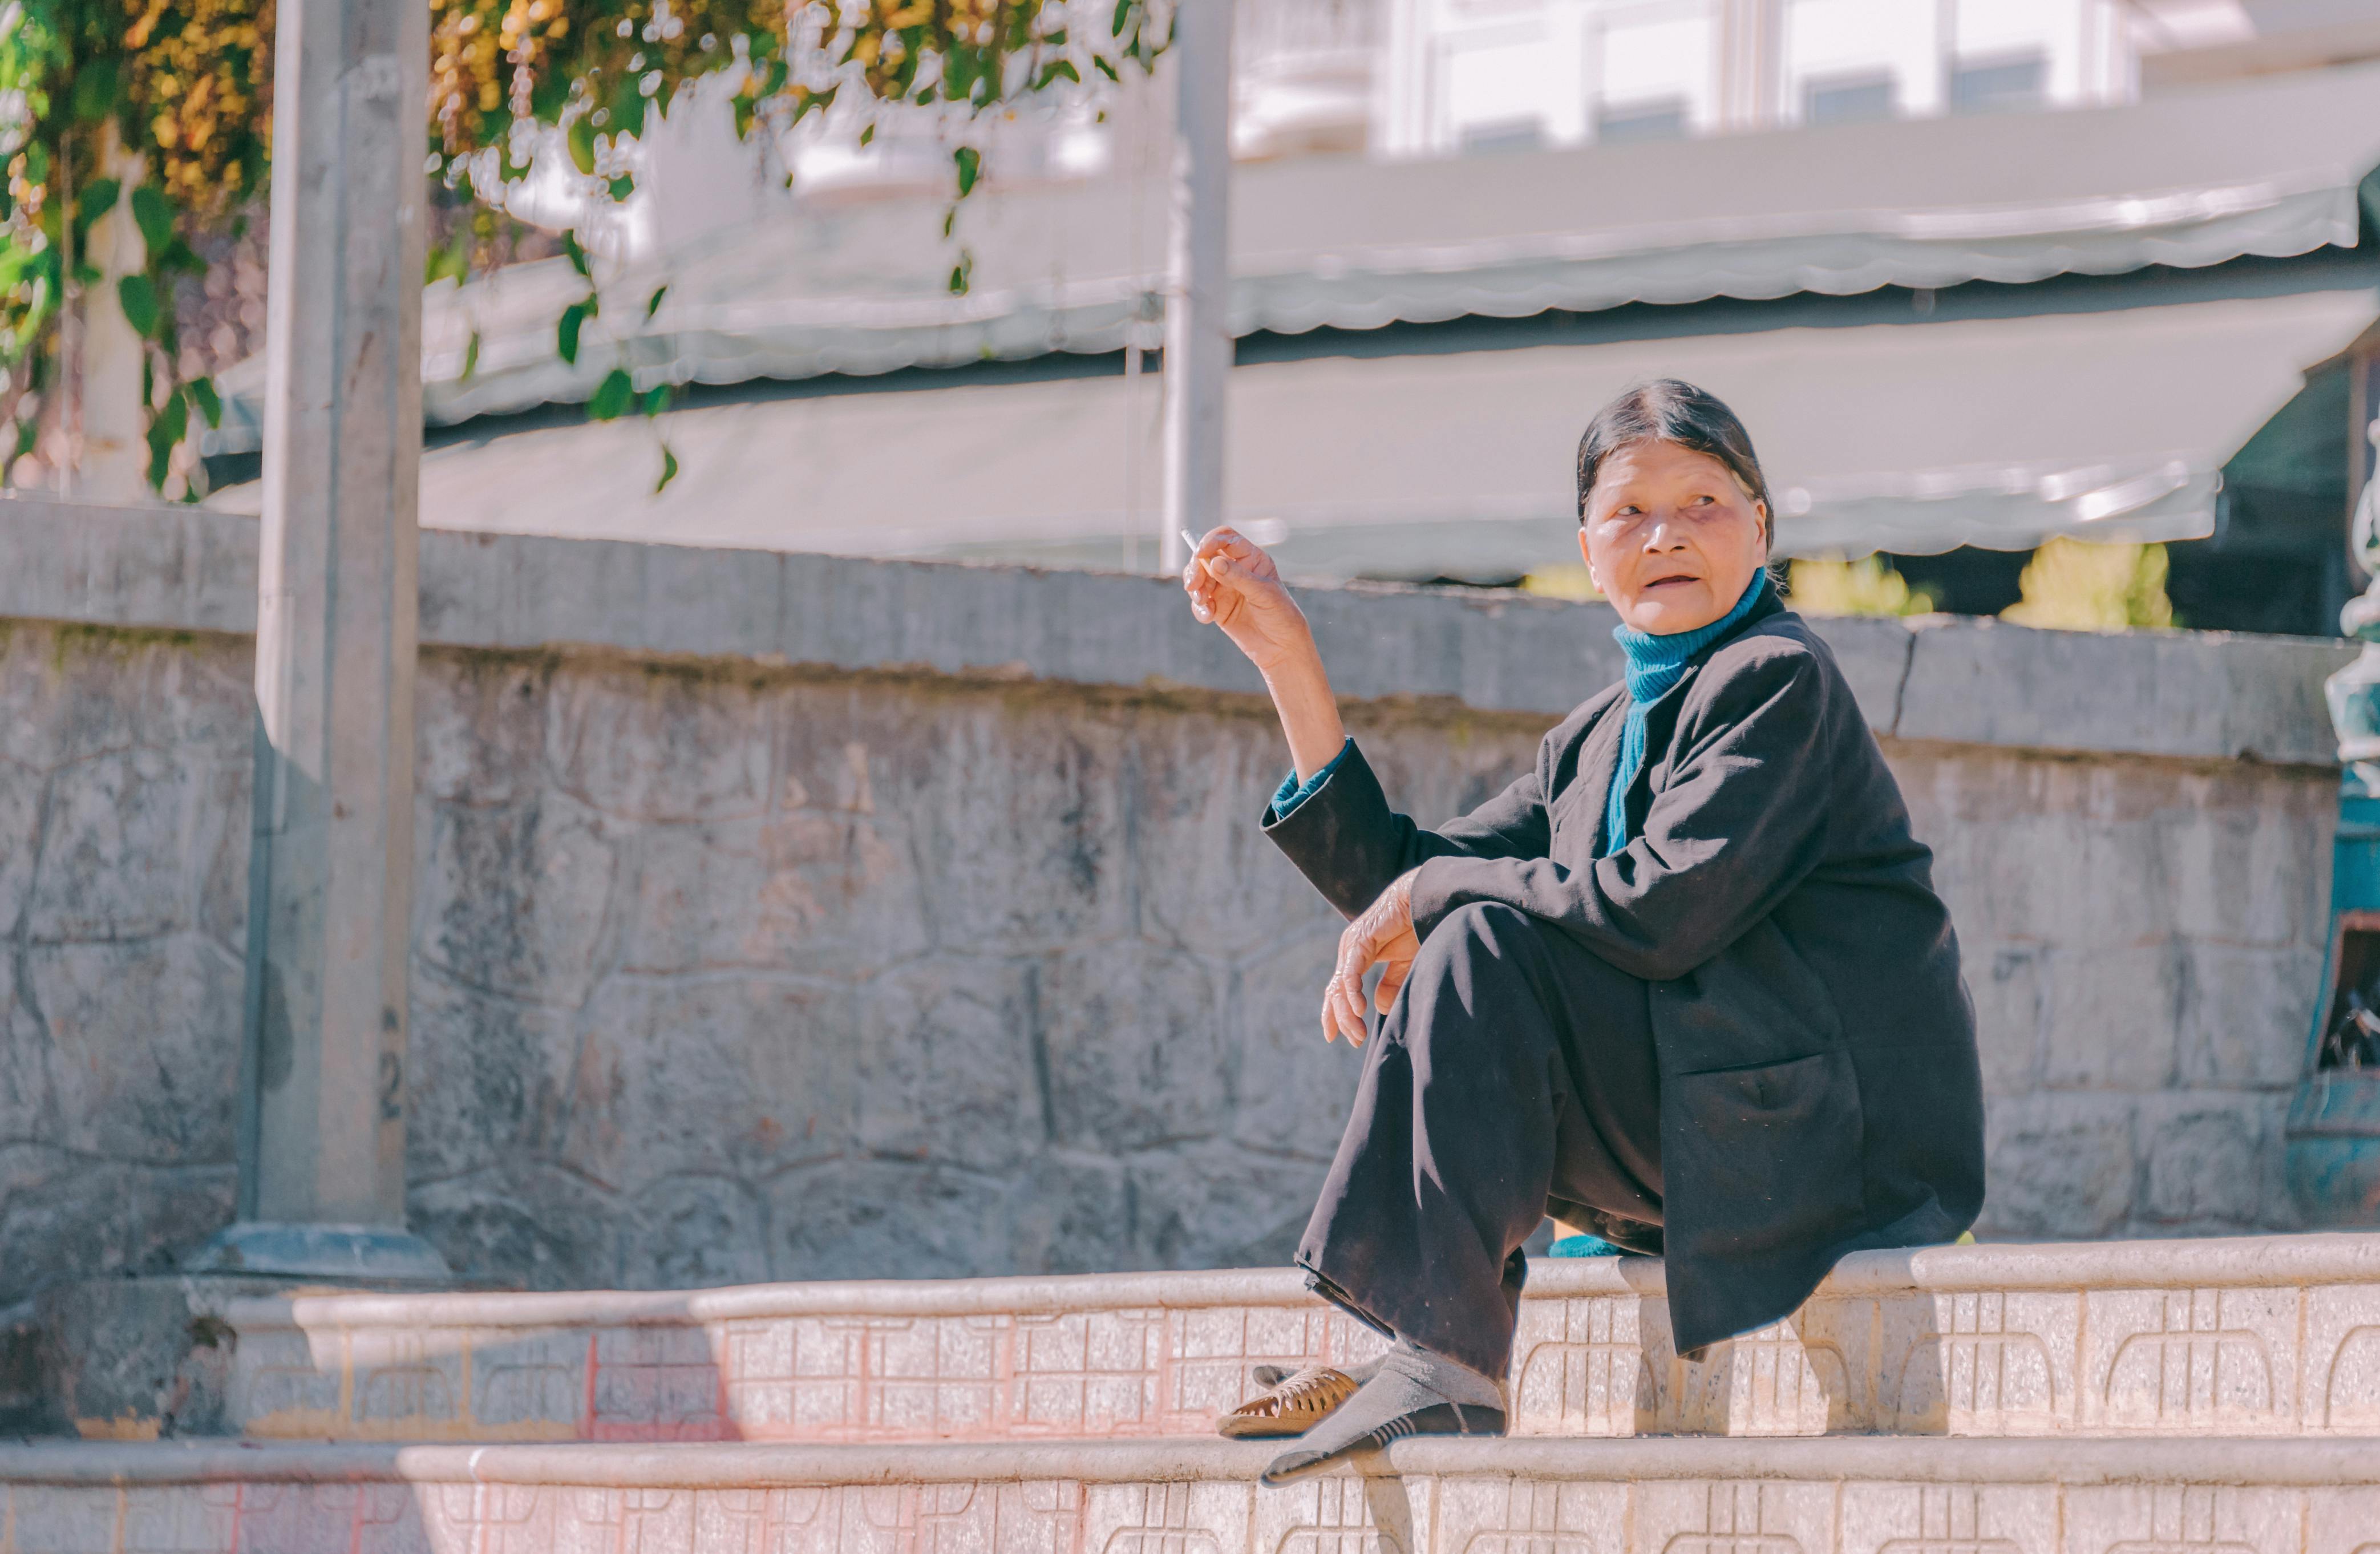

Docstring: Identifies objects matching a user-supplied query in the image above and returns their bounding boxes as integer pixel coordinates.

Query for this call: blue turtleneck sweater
[1603,574,1768,857]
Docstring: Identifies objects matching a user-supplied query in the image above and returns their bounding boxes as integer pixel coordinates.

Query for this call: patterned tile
[11,1455,2380,1554]
[222,1245,2380,1443]
[2078,1290,2295,1434]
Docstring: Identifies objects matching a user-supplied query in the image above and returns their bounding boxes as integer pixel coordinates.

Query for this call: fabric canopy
[214,282,2380,576]
[206,59,2380,454]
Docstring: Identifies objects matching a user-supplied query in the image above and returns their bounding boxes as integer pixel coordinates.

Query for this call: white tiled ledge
[7,1433,2380,1485]
[213,1233,2380,1444]
[5,1435,2380,1554]
[219,1232,2380,1332]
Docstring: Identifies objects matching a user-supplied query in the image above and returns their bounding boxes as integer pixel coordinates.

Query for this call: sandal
[1215,1363,1361,1439]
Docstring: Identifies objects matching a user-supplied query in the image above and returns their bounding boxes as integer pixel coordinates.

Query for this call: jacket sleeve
[1270,738,1355,821]
[1261,737,1551,921]
[1407,643,1835,980]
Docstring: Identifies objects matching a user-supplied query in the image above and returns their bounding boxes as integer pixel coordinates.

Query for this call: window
[1592,11,1716,140]
[1803,72,1896,126]
[1595,98,1691,145]
[1949,53,2048,114]
[1443,35,1563,157]
[1460,118,1549,155]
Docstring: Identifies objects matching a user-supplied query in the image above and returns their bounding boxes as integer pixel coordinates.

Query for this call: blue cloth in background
[1270,737,1354,820]
[1548,1235,1622,1258]
[1603,574,1770,855]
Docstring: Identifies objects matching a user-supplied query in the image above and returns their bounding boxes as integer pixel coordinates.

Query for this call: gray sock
[1390,1336,1502,1407]
[1251,1354,1385,1391]
[1259,1337,1504,1486]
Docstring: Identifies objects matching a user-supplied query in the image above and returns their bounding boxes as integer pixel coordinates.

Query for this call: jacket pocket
[1661,920,1843,1075]
[1664,1049,1866,1264]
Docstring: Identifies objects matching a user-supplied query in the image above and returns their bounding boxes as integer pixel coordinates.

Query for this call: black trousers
[1296,901,1665,1381]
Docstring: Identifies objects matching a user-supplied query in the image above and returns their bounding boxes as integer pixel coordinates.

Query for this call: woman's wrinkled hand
[1321,869,1422,1046]
[1181,527,1312,674]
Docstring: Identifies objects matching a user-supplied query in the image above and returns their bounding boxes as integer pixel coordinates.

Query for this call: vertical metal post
[1160,0,1234,576]
[193,0,448,1280]
[1718,0,1781,131]
[1123,337,1144,570]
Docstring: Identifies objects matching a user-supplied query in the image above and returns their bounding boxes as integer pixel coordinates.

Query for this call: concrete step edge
[10,1434,2380,1488]
[221,1231,2380,1329]
[19,1435,2380,1554]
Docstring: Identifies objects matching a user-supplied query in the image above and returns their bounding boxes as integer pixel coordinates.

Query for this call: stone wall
[403,650,1547,1290]
[0,623,249,1311]
[1894,742,2330,1240]
[0,499,2353,1321]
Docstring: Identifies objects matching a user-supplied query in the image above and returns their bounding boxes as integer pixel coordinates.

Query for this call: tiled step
[5,1435,2379,1553]
[222,1232,2380,1444]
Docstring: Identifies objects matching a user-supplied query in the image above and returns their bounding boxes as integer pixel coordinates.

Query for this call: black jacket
[1262,586,1986,1357]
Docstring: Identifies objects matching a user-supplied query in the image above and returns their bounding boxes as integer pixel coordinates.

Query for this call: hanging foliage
[426,0,1167,197]
[0,0,273,492]
[0,0,1169,496]
[424,0,1169,491]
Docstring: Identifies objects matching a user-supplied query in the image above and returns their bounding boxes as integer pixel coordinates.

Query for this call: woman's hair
[1575,379,1771,543]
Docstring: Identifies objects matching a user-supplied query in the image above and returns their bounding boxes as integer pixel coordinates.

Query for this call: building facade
[1375,0,2135,160]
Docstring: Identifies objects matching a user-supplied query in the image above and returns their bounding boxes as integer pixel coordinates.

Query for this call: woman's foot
[1217,1363,1359,1438]
[1259,1338,1505,1485]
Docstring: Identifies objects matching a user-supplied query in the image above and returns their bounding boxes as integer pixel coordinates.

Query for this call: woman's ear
[1576,524,1599,592]
[1752,499,1771,566]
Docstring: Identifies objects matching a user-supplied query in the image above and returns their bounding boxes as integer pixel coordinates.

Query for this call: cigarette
[1181,530,1211,618]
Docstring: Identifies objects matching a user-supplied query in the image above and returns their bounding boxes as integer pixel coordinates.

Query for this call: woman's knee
[1393,901,1563,1074]
[1425,900,1539,952]
[1408,901,1546,999]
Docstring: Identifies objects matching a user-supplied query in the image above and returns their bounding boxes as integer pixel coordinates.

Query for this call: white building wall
[512,0,2354,253]
[1780,0,1948,123]
[1387,0,2142,158]
[1587,2,1724,139]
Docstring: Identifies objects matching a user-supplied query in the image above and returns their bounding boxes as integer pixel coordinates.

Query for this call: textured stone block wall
[1894,745,2332,1241]
[0,617,2336,1320]
[0,623,250,1313]
[399,643,1539,1293]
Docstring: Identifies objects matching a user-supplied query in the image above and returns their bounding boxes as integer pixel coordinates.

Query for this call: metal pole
[193,0,447,1281]
[1160,0,1234,576]
[1124,337,1143,571]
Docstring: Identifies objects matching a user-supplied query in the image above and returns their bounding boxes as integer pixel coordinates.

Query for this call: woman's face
[1578,438,1770,636]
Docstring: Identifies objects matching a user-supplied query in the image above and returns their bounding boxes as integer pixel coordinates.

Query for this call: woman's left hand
[1321,869,1422,1046]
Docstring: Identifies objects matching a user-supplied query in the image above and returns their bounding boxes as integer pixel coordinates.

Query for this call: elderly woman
[1181,380,1985,1485]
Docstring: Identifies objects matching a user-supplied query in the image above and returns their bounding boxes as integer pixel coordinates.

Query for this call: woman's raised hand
[1188,525,1397,1044]
[1183,528,1312,673]
[1186,525,1350,817]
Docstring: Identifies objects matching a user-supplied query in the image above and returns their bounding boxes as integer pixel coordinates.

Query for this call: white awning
[205,59,2380,454]
[213,284,2380,574]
